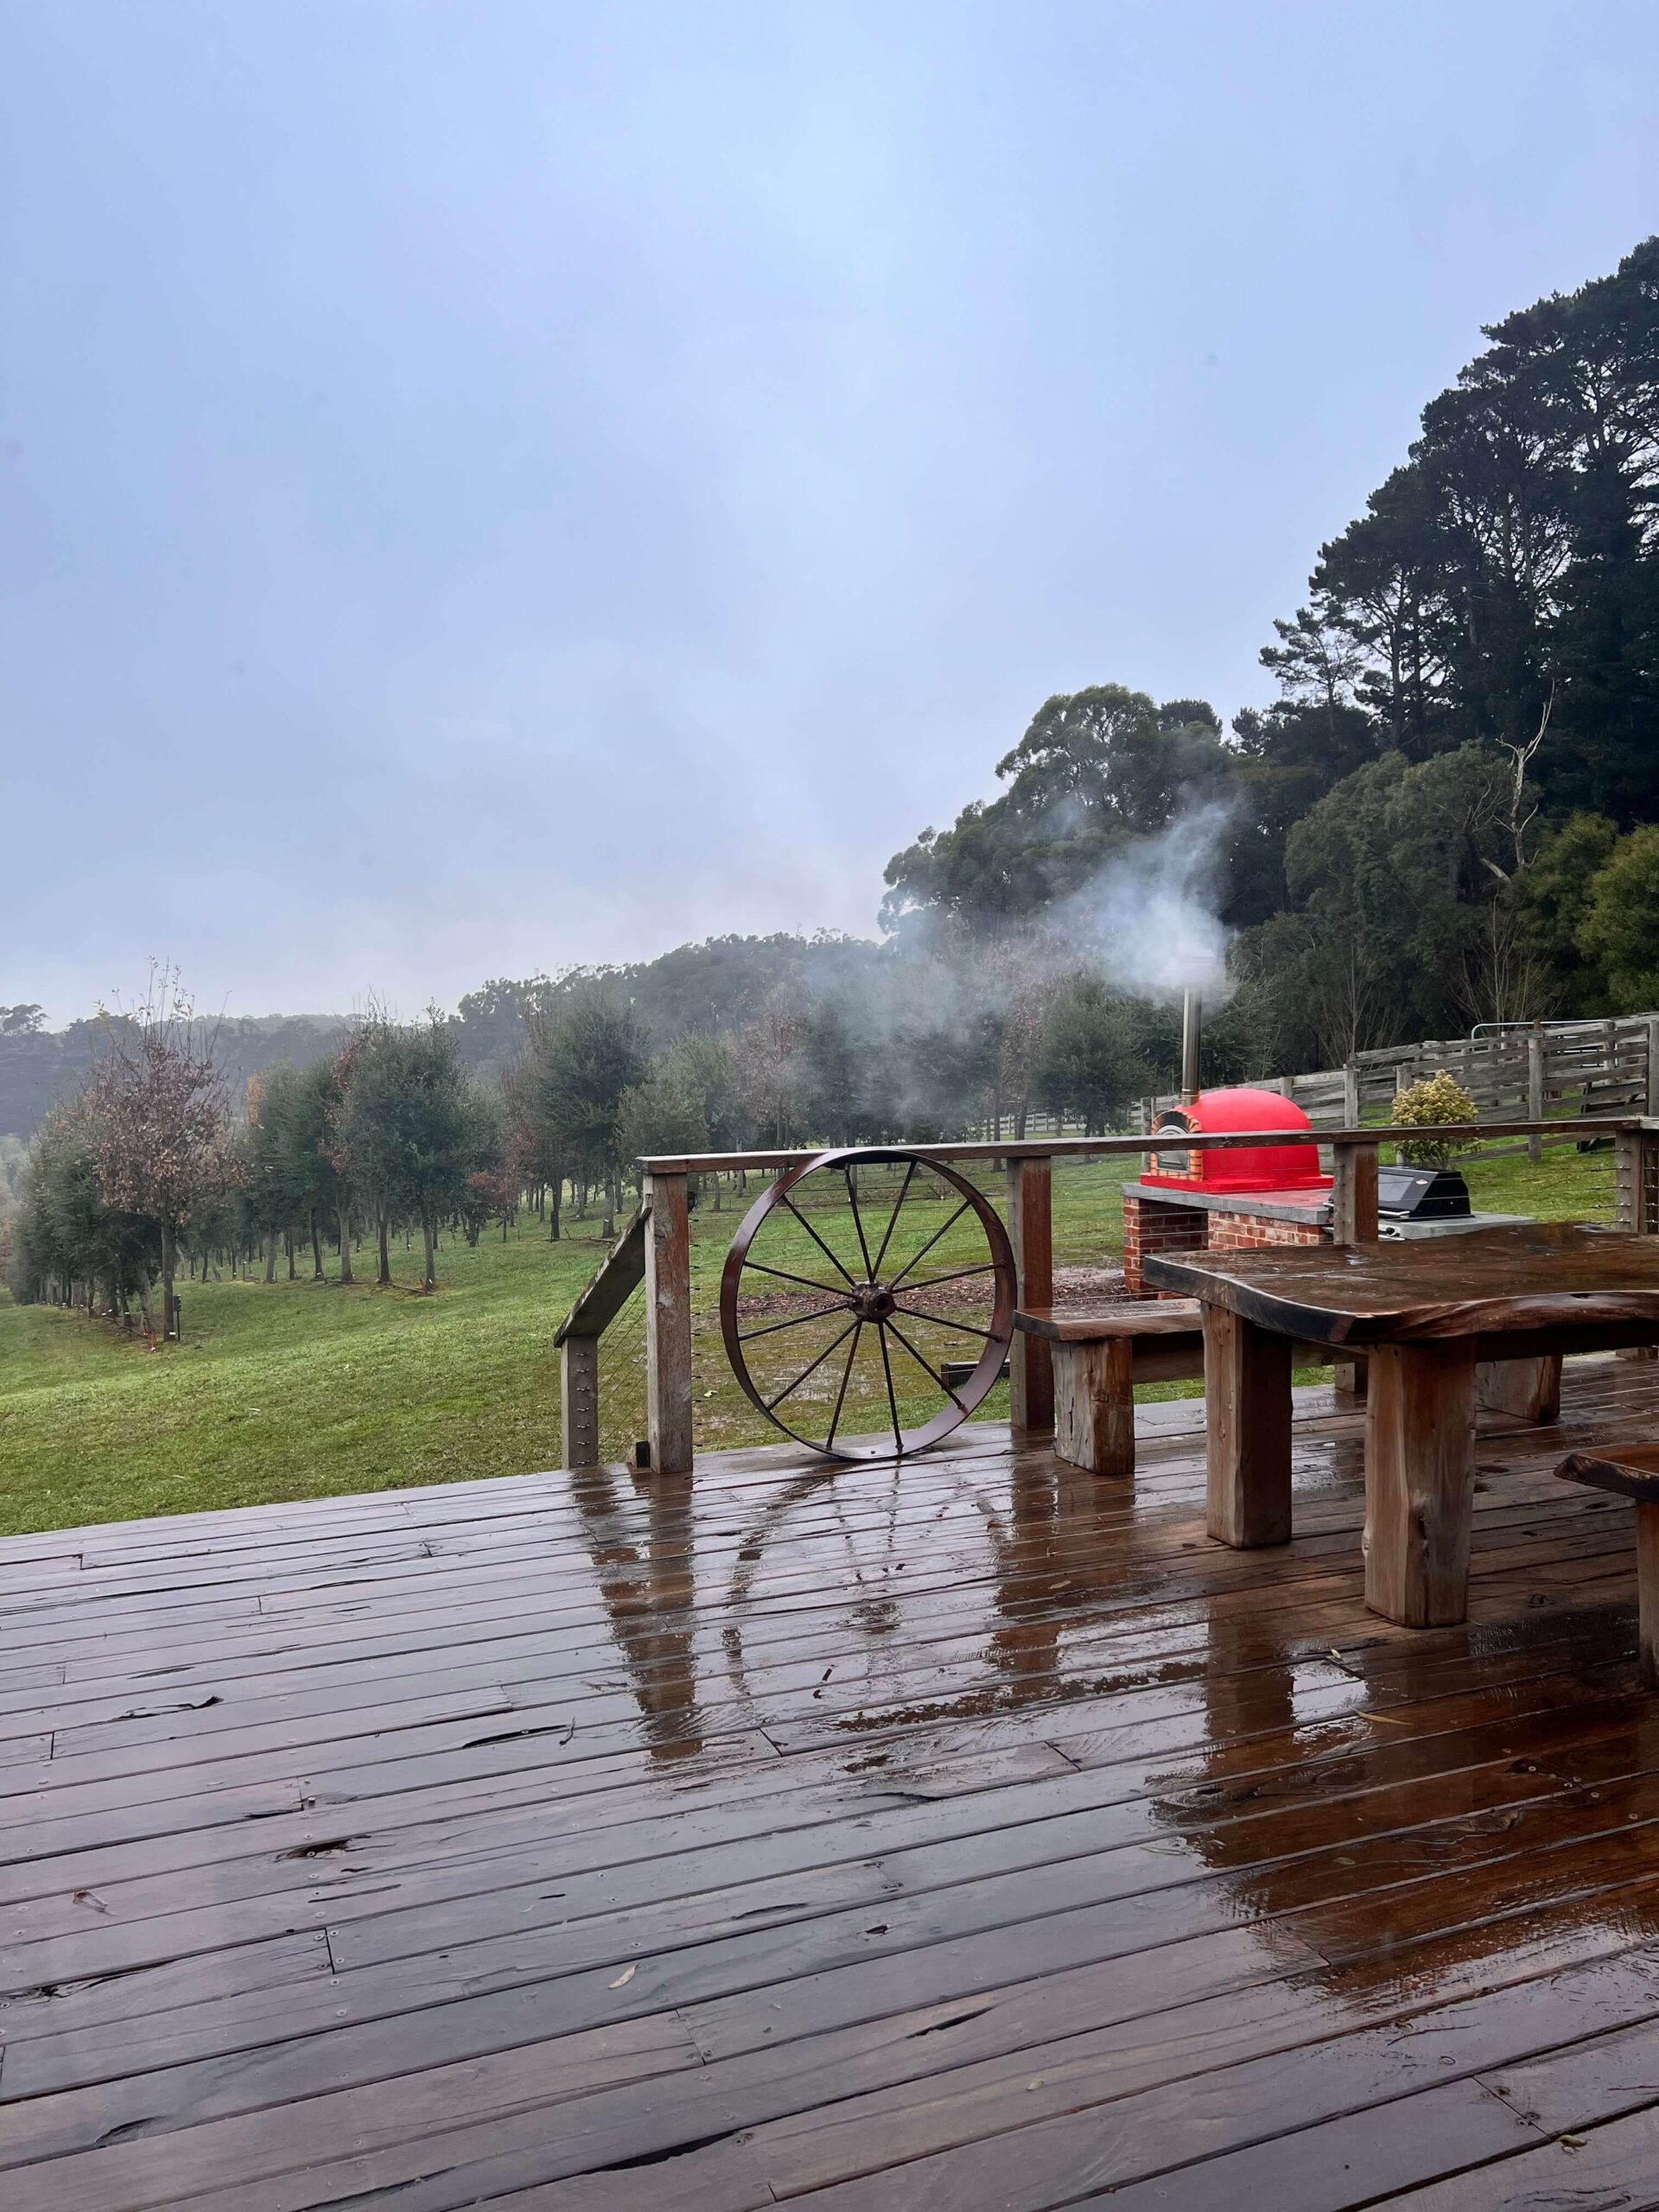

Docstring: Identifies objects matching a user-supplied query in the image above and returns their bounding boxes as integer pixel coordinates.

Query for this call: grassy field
[0,1142,1618,1537]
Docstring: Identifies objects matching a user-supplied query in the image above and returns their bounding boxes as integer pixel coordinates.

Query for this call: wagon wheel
[719,1147,1017,1463]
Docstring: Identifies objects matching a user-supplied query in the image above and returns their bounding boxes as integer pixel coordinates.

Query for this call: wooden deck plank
[7,1367,1659,2207]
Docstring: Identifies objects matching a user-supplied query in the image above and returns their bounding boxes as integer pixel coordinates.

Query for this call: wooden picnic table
[1142,1221,1659,1629]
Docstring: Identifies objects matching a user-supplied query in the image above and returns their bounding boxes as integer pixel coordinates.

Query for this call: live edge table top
[1141,1220,1659,1347]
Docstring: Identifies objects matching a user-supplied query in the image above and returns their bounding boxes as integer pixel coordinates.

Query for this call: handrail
[638,1118,1657,1176]
[553,1203,648,1348]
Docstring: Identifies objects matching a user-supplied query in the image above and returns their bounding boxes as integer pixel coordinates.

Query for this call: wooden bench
[1017,1305,1560,1482]
[1557,1444,1659,1684]
[1015,1304,1342,1478]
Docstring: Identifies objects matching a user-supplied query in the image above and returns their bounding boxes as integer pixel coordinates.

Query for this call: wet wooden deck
[8,1365,1659,2207]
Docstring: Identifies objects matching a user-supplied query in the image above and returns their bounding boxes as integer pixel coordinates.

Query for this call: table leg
[1364,1341,1478,1626]
[1204,1306,1293,1548]
[1637,1503,1659,1688]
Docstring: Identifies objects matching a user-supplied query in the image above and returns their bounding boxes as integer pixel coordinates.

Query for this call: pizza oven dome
[1142,1086,1331,1193]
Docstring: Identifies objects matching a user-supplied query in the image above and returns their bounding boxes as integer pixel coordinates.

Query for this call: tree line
[3,946,1189,1326]
[4,983,505,1328]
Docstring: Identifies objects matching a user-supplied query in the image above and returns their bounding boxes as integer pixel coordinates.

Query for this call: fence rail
[556,1116,1659,1477]
[1137,1013,1659,1152]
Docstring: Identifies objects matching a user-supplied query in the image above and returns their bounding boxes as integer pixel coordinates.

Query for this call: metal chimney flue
[1180,990,1202,1105]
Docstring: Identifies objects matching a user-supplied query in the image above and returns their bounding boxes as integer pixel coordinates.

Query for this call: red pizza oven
[1141,1086,1331,1194]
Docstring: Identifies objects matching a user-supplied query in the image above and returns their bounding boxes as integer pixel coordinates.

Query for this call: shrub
[1392,1070,1478,1167]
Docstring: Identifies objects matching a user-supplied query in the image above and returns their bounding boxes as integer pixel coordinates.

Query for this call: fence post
[1647,1017,1659,1116]
[560,1337,600,1469]
[644,1170,694,1474]
[1342,1061,1359,1127]
[1007,1154,1054,1437]
[1527,1027,1544,1162]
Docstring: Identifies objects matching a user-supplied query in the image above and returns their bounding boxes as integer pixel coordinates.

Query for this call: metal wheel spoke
[886,1315,965,1409]
[890,1302,995,1340]
[765,1318,860,1414]
[825,1322,862,1449]
[843,1166,876,1280]
[887,1199,973,1290]
[738,1302,853,1344]
[869,1160,918,1280]
[781,1196,861,1289]
[875,1323,905,1458]
[743,1259,849,1298]
[897,1262,996,1294]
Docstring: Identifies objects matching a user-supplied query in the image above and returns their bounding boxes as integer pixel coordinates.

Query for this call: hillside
[0,1010,349,1141]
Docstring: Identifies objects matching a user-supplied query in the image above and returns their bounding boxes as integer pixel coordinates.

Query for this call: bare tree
[733,996,804,1148]
[1483,682,1554,882]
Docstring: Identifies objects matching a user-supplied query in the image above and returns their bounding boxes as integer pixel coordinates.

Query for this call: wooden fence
[1139,1014,1659,1154]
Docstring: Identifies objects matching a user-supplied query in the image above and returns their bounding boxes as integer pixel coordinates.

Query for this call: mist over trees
[885,236,1659,1069]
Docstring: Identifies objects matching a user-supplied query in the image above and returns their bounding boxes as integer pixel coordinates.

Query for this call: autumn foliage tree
[86,976,241,1340]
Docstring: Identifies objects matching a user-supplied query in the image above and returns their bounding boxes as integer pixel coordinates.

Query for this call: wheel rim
[719,1147,1017,1462]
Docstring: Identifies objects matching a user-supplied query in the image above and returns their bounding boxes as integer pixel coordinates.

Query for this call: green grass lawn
[0,1142,1618,1538]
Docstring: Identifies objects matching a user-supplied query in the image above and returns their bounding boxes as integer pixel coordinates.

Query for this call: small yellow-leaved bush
[1392,1069,1478,1167]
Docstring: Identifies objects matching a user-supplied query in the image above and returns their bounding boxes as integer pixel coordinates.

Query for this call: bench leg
[1475,1355,1562,1424]
[1334,1357,1368,1402]
[1205,1306,1293,1548]
[1638,1503,1659,1688]
[1364,1342,1478,1627]
[1052,1338,1135,1478]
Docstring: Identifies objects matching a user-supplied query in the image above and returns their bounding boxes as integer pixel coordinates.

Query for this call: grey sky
[4,2,1657,1024]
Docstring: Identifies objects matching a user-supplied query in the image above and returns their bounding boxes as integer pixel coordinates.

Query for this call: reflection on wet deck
[6,1362,1659,2205]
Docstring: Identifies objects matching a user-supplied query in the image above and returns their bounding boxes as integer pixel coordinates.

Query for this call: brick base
[1122,1192,1206,1296]
[1122,1191,1326,1295]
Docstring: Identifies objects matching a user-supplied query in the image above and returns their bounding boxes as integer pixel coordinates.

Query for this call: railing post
[1331,1139,1379,1246]
[1616,1127,1659,1236]
[1528,1026,1544,1162]
[560,1336,600,1469]
[1006,1154,1053,1437]
[1330,1137,1377,1400]
[644,1170,695,1475]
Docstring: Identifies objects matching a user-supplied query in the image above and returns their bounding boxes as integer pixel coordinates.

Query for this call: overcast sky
[4,2,1658,1024]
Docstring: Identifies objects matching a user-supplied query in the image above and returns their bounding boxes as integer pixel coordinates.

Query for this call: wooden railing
[553,1119,1659,1474]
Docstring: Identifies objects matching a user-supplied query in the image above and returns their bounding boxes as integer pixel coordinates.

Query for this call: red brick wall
[1122,1190,1325,1294]
[1122,1192,1207,1295]
[1209,1213,1326,1256]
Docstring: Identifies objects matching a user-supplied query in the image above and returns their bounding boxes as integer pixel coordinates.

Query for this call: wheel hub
[853,1283,897,1323]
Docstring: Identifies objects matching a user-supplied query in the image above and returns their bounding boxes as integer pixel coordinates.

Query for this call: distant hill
[450,933,883,1080]
[1,934,885,1140]
[0,1012,350,1139]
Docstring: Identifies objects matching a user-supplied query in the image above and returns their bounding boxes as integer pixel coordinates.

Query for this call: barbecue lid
[1376,1166,1471,1219]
